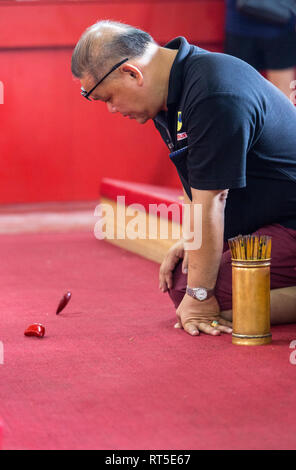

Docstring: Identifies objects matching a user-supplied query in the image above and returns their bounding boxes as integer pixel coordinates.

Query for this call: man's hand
[175,293,232,336]
[159,240,188,292]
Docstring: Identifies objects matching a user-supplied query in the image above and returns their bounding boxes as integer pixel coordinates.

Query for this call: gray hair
[71,20,156,81]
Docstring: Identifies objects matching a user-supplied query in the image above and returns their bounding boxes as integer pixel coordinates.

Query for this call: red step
[100,178,183,223]
[99,178,184,263]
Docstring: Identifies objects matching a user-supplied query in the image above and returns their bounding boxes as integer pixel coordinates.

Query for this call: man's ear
[120,63,144,85]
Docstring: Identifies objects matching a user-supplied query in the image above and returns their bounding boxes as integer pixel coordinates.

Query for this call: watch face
[196,288,207,301]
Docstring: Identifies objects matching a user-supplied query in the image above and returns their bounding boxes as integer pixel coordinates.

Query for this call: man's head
[71,21,177,123]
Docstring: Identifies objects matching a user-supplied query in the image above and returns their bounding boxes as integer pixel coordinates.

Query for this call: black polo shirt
[153,37,296,240]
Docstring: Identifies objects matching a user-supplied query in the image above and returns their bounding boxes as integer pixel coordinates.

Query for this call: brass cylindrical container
[232,259,272,346]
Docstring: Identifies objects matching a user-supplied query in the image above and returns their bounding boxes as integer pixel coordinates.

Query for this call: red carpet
[0,231,296,450]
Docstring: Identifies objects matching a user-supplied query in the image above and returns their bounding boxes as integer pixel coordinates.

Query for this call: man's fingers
[159,268,170,292]
[174,321,182,329]
[158,277,168,292]
[159,272,173,291]
[182,252,188,274]
[159,253,180,292]
[217,318,233,328]
[198,322,221,336]
[179,322,232,335]
[183,322,200,336]
[165,272,173,290]
[217,325,232,334]
[215,317,232,333]
[159,277,168,292]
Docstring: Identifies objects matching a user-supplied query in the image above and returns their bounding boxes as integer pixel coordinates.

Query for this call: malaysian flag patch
[177,132,188,141]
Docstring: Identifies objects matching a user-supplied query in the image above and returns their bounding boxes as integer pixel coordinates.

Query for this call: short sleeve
[185,93,257,190]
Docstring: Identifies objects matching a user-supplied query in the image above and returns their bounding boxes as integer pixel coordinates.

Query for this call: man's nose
[106,102,117,113]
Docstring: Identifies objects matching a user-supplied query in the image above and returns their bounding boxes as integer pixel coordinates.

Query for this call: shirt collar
[165,36,192,106]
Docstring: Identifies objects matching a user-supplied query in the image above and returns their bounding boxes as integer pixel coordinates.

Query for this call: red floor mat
[0,232,296,450]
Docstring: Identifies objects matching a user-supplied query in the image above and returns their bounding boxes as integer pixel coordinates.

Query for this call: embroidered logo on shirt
[177,111,182,131]
[177,132,188,141]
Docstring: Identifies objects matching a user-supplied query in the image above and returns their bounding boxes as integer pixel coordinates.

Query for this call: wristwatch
[186,286,215,301]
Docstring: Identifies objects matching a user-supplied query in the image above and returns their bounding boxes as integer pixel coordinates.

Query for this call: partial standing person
[225,0,296,99]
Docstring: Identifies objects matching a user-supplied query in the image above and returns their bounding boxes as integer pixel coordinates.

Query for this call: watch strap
[186,286,215,301]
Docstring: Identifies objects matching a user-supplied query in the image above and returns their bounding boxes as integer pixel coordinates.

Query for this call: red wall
[0,0,225,203]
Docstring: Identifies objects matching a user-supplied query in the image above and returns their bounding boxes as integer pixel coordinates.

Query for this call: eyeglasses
[80,57,129,101]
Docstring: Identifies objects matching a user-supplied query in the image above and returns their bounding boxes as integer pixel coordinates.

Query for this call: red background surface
[0,0,225,204]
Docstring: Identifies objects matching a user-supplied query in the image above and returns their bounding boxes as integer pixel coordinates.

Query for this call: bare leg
[266,68,295,100]
[221,286,296,325]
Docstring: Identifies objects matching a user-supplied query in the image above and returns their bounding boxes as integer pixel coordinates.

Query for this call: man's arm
[175,186,233,336]
[187,187,228,289]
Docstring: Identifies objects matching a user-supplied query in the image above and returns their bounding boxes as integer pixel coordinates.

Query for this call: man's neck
[157,47,179,111]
